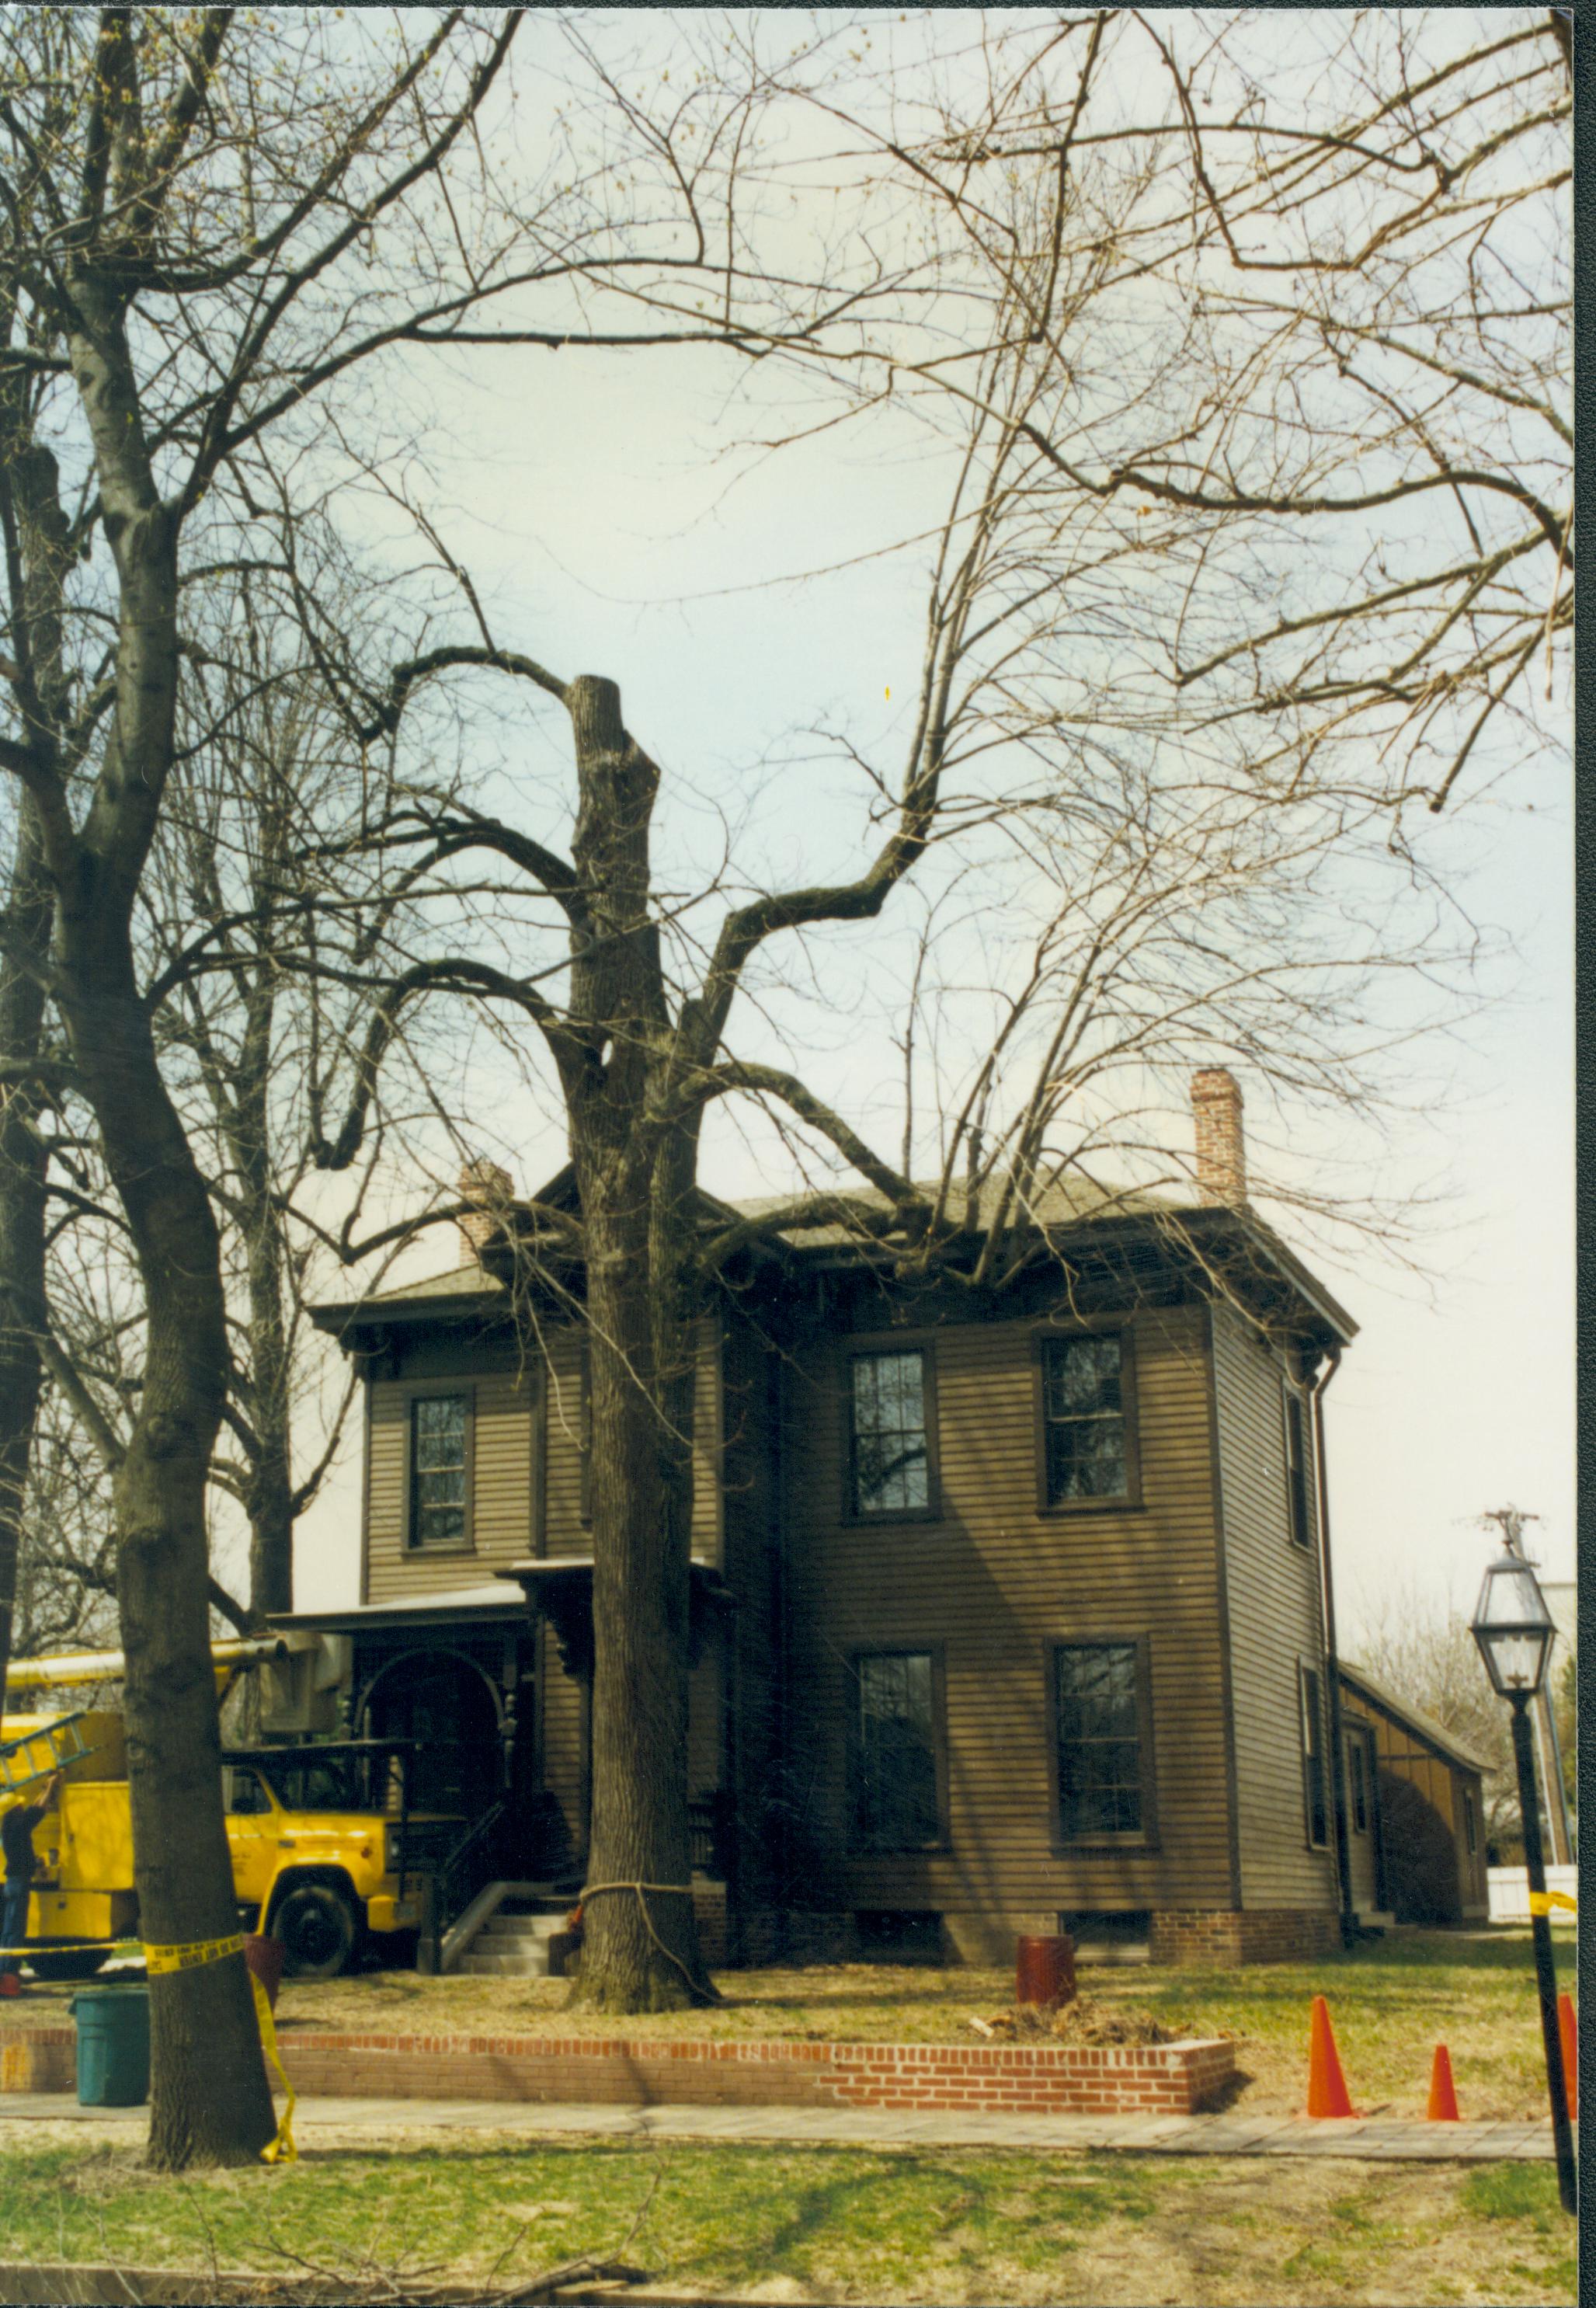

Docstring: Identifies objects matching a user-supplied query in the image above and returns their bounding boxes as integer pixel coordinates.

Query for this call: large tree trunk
[59,907,276,2167]
[574,1173,707,2008]
[561,675,708,2010]
[50,287,275,2157]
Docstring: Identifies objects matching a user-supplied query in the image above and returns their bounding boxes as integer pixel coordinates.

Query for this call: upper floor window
[1052,1640,1153,1843]
[1300,1662,1330,1848]
[1283,1383,1313,1549]
[1039,1334,1133,1506]
[847,1349,933,1519]
[410,1391,471,1548]
[850,1650,944,1850]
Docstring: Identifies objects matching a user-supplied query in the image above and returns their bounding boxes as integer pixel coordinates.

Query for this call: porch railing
[419,1798,507,1972]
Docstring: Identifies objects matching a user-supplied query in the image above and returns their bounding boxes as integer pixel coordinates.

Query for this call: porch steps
[455,1909,570,1978]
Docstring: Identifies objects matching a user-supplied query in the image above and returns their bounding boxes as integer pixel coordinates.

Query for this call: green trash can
[70,1984,151,2107]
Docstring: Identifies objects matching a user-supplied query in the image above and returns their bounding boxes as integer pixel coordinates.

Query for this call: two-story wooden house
[284,1070,1366,1967]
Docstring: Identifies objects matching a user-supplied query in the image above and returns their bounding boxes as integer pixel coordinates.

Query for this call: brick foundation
[1,2022,1234,2117]
[1149,1909,1340,1966]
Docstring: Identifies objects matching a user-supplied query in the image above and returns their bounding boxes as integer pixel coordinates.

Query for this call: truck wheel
[26,1947,111,1983]
[273,1884,358,1979]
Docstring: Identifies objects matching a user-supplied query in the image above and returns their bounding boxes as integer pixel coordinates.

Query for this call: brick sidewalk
[0,2092,1570,2161]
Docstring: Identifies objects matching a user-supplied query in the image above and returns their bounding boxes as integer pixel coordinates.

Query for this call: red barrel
[243,1934,286,2013]
[1015,1933,1076,2010]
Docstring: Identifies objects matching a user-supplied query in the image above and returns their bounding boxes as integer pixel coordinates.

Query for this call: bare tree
[0,6,1566,2069]
[299,10,1566,2016]
[0,7,888,2164]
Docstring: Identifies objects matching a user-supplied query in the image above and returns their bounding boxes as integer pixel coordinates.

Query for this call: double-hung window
[409,1392,471,1549]
[850,1651,944,1850]
[847,1349,934,1519]
[1052,1641,1153,1843]
[1039,1334,1134,1506]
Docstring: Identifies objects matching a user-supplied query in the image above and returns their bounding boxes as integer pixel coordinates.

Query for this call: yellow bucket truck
[1,1644,461,1979]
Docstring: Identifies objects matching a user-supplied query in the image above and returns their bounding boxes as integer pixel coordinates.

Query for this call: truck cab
[3,1715,463,1981]
[221,1742,463,1977]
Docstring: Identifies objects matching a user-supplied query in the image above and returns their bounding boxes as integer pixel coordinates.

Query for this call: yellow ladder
[0,1710,94,1801]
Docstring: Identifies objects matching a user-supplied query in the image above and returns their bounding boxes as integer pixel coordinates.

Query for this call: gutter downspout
[1311,1345,1357,1946]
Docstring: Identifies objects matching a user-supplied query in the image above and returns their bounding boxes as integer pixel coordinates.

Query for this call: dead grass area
[2,1927,1574,2125]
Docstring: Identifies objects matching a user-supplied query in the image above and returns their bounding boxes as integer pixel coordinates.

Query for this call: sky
[286,11,1575,1644]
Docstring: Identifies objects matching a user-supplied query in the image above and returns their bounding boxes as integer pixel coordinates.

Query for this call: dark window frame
[1033,1325,1142,1515]
[841,1339,942,1526]
[1462,1784,1479,1857]
[1047,1634,1159,1852]
[405,1382,476,1554]
[1282,1378,1313,1550]
[1299,1660,1330,1849]
[846,1643,950,1854]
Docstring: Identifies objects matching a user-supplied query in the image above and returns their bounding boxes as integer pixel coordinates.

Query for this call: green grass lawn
[0,2127,1576,2305]
[4,1925,1573,2123]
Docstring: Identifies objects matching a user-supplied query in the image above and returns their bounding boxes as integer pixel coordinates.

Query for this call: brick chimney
[457,1158,514,1266]
[1191,1069,1247,1206]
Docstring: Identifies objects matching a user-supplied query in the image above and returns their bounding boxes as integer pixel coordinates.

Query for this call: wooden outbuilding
[1335,1661,1491,1926]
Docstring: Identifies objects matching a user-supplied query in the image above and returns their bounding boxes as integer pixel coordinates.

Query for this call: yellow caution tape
[5,1929,292,2161]
[141,1932,294,2163]
[142,1931,245,1975]
[250,1970,297,2164]
[1528,1890,1577,1916]
[0,1938,143,1962]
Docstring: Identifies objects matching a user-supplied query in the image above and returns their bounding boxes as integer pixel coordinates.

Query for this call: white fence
[1486,1864,1578,1924]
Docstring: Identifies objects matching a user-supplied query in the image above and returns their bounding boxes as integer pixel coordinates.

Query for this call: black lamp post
[1469,1540,1577,2215]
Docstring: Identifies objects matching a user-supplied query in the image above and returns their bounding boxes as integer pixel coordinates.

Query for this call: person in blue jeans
[2,1774,61,1976]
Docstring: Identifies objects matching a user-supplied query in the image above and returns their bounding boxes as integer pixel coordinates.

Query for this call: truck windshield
[252,1749,409,1814]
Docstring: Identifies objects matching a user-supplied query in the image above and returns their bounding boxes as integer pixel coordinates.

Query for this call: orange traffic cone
[1558,1993,1577,2122]
[1305,1994,1357,2118]
[1427,2042,1460,2121]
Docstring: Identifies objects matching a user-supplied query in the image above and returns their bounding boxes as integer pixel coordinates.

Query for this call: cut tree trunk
[560,674,708,2011]
[572,1182,708,2010]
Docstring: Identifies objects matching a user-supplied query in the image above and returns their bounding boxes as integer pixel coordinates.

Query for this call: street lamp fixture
[1469,1537,1577,2216]
[1469,1547,1556,1699]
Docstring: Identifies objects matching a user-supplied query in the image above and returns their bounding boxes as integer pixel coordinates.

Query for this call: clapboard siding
[783,1304,1234,1916]
[1210,1303,1338,1913]
[364,1356,537,1603]
[367,1316,725,1587]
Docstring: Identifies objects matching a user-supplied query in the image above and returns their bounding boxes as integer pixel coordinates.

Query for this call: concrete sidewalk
[0,2091,1570,2162]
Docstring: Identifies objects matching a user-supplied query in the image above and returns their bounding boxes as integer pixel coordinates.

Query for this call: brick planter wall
[2,2023,1234,2117]
[1149,1909,1340,1966]
[2,2031,75,2094]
